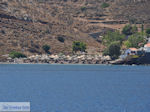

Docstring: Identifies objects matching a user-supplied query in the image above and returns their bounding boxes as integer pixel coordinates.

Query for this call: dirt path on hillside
[74,17,128,31]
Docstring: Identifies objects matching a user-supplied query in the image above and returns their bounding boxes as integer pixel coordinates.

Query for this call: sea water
[0,64,150,112]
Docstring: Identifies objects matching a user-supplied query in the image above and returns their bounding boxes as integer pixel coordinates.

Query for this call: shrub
[81,6,87,11]
[42,45,50,53]
[103,48,109,56]
[1,30,5,34]
[141,24,144,33]
[122,24,138,36]
[129,18,137,24]
[28,48,38,53]
[101,3,110,8]
[146,28,150,35]
[73,41,86,52]
[45,29,50,34]
[57,36,65,43]
[9,51,26,59]
[102,31,125,46]
[103,41,121,59]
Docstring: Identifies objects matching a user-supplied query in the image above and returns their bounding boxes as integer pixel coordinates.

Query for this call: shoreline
[0,62,149,66]
[0,62,111,65]
[0,54,111,65]
[1,54,150,65]
[0,61,111,65]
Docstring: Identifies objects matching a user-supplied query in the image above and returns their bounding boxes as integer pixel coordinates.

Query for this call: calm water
[0,64,150,112]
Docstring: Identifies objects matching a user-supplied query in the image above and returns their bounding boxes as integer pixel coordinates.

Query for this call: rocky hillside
[0,0,150,56]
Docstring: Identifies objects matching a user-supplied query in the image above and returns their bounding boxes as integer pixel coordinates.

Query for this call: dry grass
[0,0,150,56]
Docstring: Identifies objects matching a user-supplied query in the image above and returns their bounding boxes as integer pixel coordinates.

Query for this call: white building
[144,43,150,52]
[125,48,138,55]
[120,48,137,59]
[148,38,150,43]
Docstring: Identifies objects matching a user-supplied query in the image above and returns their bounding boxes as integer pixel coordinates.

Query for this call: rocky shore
[0,54,111,64]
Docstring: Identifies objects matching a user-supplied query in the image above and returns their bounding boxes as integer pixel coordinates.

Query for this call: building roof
[129,48,137,51]
[144,43,150,47]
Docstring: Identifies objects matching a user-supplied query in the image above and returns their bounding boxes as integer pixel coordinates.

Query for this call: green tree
[122,24,138,36]
[9,51,26,59]
[103,41,121,59]
[124,33,146,48]
[123,40,132,48]
[73,41,86,52]
[102,31,125,46]
[42,45,50,53]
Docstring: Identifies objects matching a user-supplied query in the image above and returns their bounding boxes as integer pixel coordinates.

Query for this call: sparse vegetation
[1,0,150,57]
[72,41,86,52]
[102,31,125,46]
[9,51,26,59]
[42,45,50,53]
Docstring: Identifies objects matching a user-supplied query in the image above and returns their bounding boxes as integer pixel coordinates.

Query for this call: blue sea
[0,64,150,112]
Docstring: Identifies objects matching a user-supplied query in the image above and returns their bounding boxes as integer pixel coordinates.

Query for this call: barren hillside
[0,0,150,56]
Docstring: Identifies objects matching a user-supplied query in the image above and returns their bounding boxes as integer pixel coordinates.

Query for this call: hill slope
[0,0,150,56]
